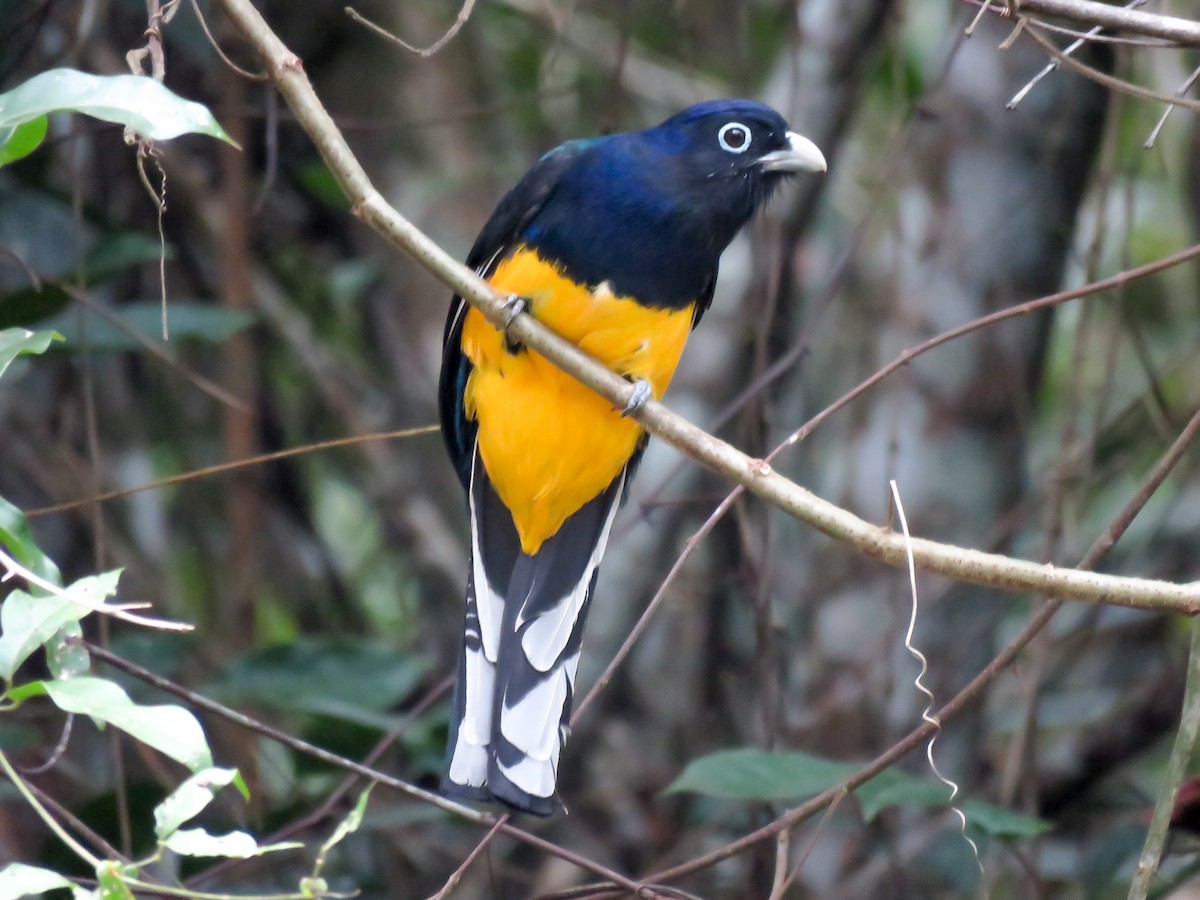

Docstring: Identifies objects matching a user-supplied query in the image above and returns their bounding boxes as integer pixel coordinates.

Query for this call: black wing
[690,269,718,330]
[438,139,603,489]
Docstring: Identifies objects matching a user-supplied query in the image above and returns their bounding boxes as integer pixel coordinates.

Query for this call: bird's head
[651,99,826,178]
[634,99,826,241]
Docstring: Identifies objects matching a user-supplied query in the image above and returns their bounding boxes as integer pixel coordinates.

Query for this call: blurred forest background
[1,0,1200,897]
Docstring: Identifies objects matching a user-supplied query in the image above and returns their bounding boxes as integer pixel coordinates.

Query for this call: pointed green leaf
[154,767,241,840]
[0,115,48,168]
[0,862,74,898]
[0,69,235,144]
[61,570,122,606]
[163,828,302,858]
[232,769,251,800]
[0,589,91,681]
[0,286,73,330]
[43,301,254,351]
[961,800,1051,838]
[665,748,856,801]
[212,638,428,718]
[668,748,1050,839]
[0,328,58,380]
[0,496,59,585]
[82,232,175,283]
[320,786,371,858]
[43,676,212,770]
[0,569,124,682]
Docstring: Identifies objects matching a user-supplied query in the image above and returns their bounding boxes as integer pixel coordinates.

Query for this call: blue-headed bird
[439,99,826,815]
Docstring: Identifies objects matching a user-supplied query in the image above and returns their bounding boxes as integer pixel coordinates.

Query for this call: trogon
[439,99,825,815]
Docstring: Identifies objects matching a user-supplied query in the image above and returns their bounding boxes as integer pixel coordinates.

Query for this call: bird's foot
[501,294,528,352]
[620,378,652,417]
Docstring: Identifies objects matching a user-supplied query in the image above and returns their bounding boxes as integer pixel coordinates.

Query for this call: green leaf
[43,301,254,351]
[667,748,1051,838]
[213,638,427,720]
[296,162,347,208]
[163,828,302,859]
[0,68,235,144]
[232,769,251,800]
[0,286,72,329]
[0,590,92,681]
[664,748,856,801]
[43,676,213,771]
[82,232,175,283]
[94,861,133,900]
[0,115,48,168]
[0,495,61,585]
[0,569,112,681]
[154,767,241,840]
[0,862,74,897]
[47,621,90,680]
[856,768,956,821]
[961,800,1051,838]
[0,327,58,380]
[4,681,48,704]
[320,786,371,859]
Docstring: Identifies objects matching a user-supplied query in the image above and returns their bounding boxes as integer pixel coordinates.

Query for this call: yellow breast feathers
[460,247,694,555]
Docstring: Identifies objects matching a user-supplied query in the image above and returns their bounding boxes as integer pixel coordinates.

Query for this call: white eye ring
[718,122,751,154]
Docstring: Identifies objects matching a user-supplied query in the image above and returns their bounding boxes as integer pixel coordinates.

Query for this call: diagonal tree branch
[213,0,1199,616]
[966,0,1200,45]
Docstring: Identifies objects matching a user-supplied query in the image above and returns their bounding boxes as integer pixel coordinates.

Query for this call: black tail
[442,450,624,816]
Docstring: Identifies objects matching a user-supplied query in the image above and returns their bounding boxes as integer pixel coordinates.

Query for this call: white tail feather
[500,653,578,760]
[518,474,623,671]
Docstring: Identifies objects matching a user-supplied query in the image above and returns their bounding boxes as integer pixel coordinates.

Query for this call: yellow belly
[461,247,694,555]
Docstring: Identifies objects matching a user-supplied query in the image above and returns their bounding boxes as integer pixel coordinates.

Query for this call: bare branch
[966,0,1200,45]
[345,0,476,58]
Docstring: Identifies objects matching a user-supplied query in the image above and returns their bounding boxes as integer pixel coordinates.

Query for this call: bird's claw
[620,379,652,417]
[501,294,527,329]
[501,294,528,351]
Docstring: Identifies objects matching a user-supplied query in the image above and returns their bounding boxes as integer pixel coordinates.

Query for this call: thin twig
[0,747,101,867]
[1022,23,1200,112]
[1128,617,1200,899]
[23,425,440,518]
[767,830,789,900]
[773,789,848,898]
[965,0,996,36]
[429,811,511,900]
[427,816,505,900]
[1144,62,1200,149]
[23,776,129,863]
[54,280,250,414]
[18,713,74,775]
[961,0,1200,45]
[1006,0,1146,109]
[133,143,171,340]
[0,546,191,632]
[344,0,476,57]
[189,0,268,80]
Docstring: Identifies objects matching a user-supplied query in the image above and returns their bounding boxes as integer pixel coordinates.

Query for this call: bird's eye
[718,122,751,154]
